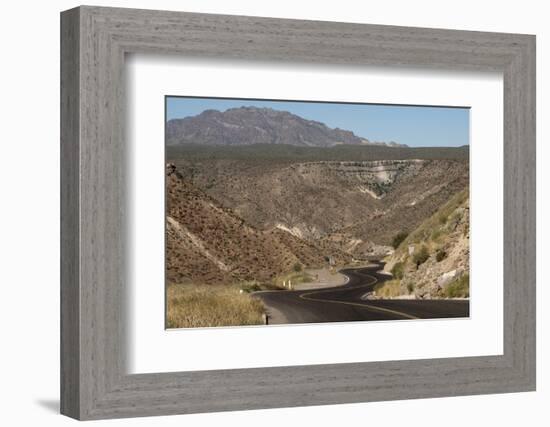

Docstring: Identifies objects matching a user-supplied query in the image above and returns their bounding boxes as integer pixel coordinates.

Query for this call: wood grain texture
[60,6,536,420]
[60,7,80,419]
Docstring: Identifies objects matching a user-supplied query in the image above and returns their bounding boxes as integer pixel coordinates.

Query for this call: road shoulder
[293,268,348,291]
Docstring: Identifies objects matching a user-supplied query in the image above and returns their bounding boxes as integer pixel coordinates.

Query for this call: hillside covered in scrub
[168,147,469,259]
[166,164,350,286]
[378,189,470,299]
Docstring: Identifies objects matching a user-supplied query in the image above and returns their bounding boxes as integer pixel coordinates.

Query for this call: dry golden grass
[373,279,405,298]
[166,283,265,328]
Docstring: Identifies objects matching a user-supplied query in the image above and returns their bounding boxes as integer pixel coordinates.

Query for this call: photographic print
[165,97,470,329]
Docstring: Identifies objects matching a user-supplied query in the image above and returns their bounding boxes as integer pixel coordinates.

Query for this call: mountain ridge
[166,106,408,148]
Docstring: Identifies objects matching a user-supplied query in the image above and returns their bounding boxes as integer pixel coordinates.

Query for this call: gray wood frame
[60,5,536,420]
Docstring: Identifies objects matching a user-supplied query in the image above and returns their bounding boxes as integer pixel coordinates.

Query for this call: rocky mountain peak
[166,106,407,148]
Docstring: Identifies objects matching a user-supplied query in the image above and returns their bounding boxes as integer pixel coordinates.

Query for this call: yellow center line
[298,271,419,320]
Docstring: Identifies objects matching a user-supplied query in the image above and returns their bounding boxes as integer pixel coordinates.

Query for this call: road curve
[254,264,469,325]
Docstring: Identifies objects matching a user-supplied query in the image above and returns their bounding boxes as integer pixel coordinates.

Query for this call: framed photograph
[164,96,471,329]
[61,6,536,420]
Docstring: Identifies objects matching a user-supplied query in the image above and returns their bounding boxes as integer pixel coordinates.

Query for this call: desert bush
[431,229,442,241]
[391,231,409,249]
[436,249,447,262]
[293,262,302,272]
[447,210,463,230]
[300,274,313,283]
[412,245,430,268]
[240,282,262,293]
[374,280,402,298]
[442,274,469,298]
[406,282,415,294]
[391,262,405,279]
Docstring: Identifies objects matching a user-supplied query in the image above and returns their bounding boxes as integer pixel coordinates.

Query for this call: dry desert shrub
[373,279,404,298]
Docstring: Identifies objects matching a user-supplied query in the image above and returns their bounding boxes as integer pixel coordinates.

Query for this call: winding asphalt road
[254,264,469,324]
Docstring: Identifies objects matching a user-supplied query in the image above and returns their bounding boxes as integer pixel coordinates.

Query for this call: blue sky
[166,97,469,147]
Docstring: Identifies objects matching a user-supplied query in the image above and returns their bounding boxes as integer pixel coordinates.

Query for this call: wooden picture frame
[60,5,536,420]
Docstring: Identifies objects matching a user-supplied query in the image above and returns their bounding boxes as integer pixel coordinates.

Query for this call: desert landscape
[165,101,470,328]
